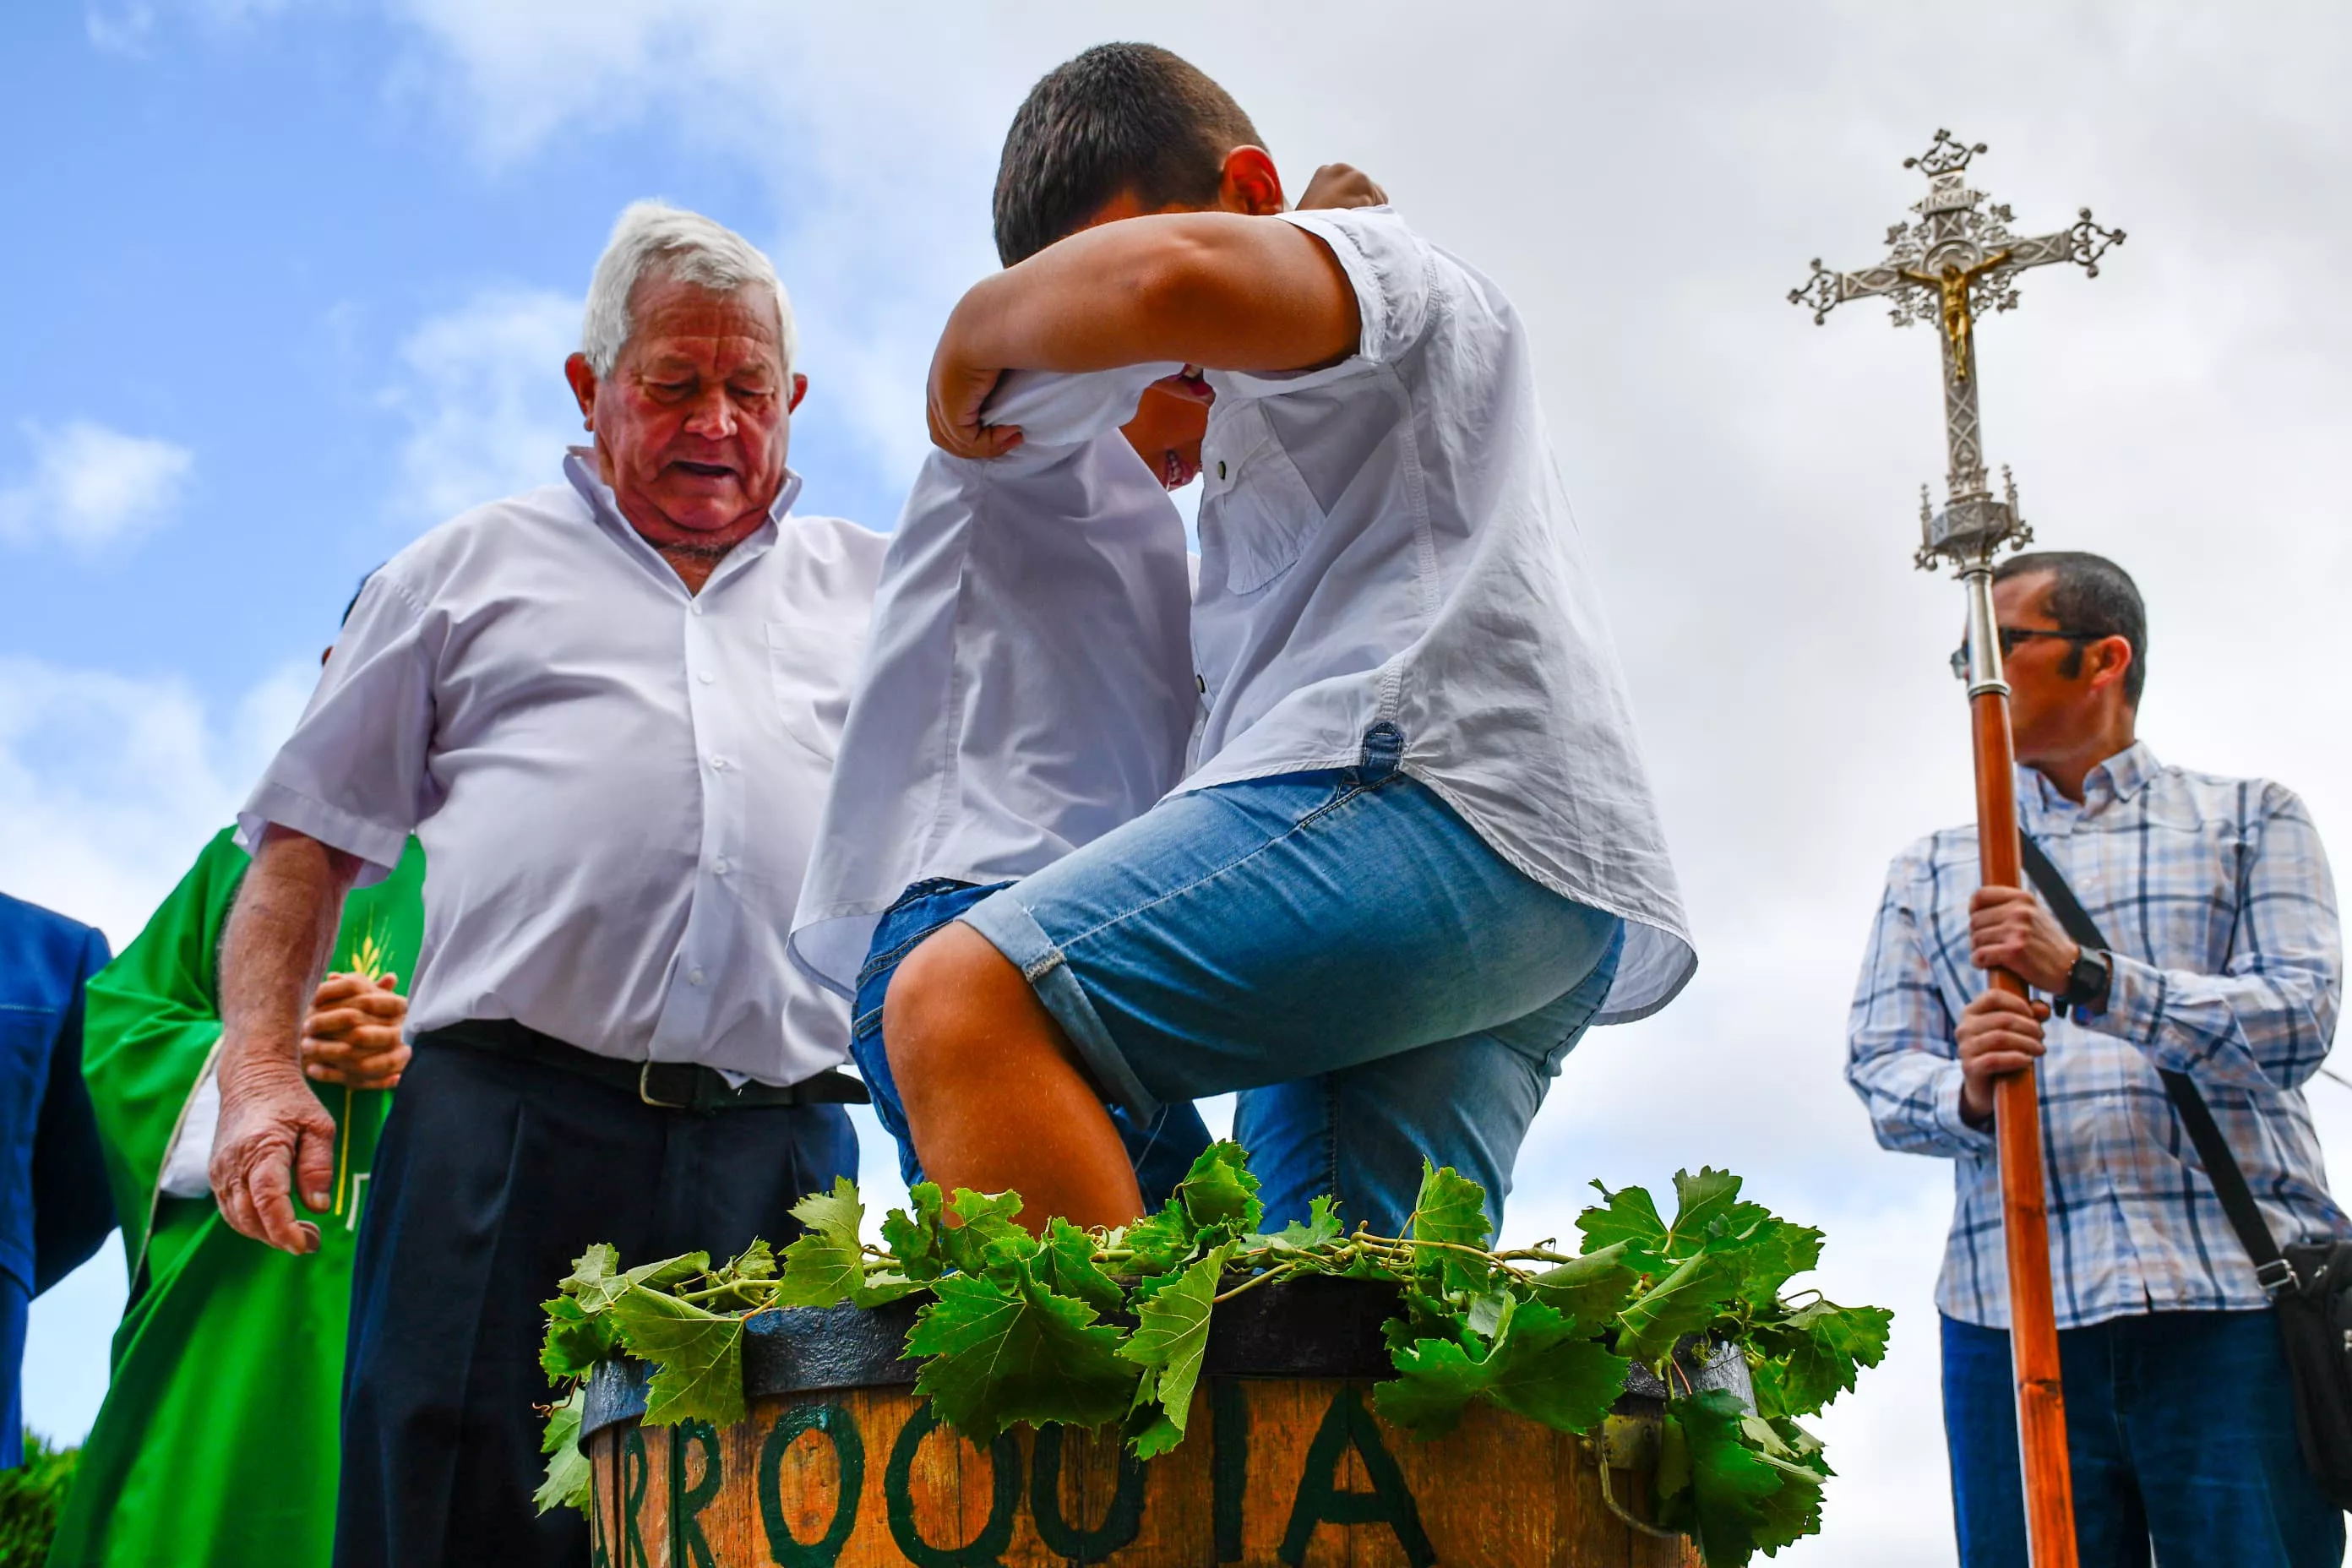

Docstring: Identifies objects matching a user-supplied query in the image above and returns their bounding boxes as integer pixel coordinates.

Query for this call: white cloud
[0,657,312,948]
[0,420,193,554]
[84,3,157,56]
[383,288,581,525]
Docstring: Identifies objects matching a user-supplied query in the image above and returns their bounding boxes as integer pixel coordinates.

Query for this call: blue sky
[9,6,2350,1562]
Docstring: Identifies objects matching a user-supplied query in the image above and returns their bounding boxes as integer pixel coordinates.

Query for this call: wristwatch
[2057,946,2113,1017]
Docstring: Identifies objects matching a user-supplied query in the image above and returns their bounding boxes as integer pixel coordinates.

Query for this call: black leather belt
[419,1018,870,1113]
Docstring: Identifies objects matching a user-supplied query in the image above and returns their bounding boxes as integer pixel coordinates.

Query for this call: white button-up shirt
[1187,207,1694,1021]
[790,366,1195,994]
[238,451,888,1084]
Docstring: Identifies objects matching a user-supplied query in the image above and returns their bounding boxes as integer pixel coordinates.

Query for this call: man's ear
[788,373,808,414]
[564,352,599,429]
[2087,634,2134,695]
[1218,146,1286,216]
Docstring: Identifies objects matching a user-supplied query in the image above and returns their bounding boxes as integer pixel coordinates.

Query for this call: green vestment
[46,829,425,1568]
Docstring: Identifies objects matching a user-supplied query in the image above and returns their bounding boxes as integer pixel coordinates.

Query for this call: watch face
[2068,950,2109,1009]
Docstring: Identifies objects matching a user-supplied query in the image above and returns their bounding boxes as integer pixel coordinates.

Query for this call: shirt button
[1217,460,1228,480]
[698,671,715,684]
[689,968,706,987]
[690,602,705,617]
[712,858,731,875]
[709,755,728,770]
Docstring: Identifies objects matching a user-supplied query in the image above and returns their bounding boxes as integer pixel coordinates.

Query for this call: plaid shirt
[1847,742,2346,1329]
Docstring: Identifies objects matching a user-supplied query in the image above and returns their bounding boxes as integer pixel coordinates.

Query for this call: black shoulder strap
[2015,833,2291,1288]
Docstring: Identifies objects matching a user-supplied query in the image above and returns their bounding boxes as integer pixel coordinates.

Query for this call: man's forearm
[219,827,361,1088]
[950,213,1358,377]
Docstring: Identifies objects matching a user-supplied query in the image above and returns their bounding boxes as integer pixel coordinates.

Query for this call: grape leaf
[882,1183,949,1280]
[774,1199,863,1307]
[1727,1218,1823,1306]
[1527,1241,1640,1329]
[770,1177,914,1308]
[906,1270,1138,1444]
[1657,1390,1827,1567]
[609,1284,748,1427]
[1119,1203,1199,1276]
[1614,1249,1744,1365]
[1243,1195,1343,1257]
[1118,1241,1234,1457]
[1745,1300,1894,1418]
[941,1188,1036,1279]
[1667,1168,1746,1252]
[540,1294,619,1379]
[1766,1415,1832,1478]
[560,1244,619,1301]
[727,1238,778,1282]
[565,1248,710,1314]
[1409,1162,1494,1293]
[1578,1181,1669,1270]
[1037,1217,1126,1315]
[1177,1141,1264,1237]
[1374,1298,1628,1438]
[534,1386,593,1516]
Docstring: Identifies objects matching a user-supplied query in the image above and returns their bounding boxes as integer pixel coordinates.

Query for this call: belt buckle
[639,1062,692,1110]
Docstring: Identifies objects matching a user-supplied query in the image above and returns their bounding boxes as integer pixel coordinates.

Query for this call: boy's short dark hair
[1994,549,2148,707]
[994,43,1262,267]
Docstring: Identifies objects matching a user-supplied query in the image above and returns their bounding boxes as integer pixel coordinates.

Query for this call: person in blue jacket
[0,890,114,1468]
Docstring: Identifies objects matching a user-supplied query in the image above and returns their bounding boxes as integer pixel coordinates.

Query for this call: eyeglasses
[1949,629,2101,679]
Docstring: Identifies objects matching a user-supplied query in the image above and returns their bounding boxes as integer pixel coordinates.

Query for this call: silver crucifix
[1790,129,2124,578]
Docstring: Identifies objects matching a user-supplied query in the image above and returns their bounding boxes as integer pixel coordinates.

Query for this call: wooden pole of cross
[1790,129,2124,1568]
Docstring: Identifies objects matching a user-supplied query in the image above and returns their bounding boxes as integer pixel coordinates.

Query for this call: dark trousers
[334,1036,856,1568]
[1944,1309,2345,1568]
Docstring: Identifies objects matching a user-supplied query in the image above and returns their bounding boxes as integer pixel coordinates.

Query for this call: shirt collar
[561,447,802,583]
[2088,739,2159,803]
[2017,738,2160,820]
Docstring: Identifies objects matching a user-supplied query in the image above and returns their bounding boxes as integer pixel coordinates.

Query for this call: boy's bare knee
[882,923,1019,1085]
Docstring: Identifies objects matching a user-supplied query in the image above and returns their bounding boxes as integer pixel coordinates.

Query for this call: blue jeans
[852,879,1212,1212]
[1943,1310,2344,1568]
[960,721,1625,1238]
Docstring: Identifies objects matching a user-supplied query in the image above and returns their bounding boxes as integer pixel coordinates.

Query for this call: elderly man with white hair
[209,201,887,1568]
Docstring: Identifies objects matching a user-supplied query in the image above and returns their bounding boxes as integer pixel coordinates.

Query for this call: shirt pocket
[764,618,857,760]
[1199,399,1329,596]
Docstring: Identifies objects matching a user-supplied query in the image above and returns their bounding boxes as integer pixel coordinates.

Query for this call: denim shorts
[960,721,1624,1236]
[851,878,1211,1211]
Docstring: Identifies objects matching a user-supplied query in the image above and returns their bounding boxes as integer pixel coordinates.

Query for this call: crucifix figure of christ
[1791,128,2124,1568]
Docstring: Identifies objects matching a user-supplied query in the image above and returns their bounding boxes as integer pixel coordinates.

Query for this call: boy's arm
[929,213,1360,460]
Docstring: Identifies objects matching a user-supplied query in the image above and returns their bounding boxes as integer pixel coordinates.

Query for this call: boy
[886,43,1696,1235]
[792,363,1216,1204]
[795,164,1388,1206]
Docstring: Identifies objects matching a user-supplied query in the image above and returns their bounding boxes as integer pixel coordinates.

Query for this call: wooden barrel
[580,1277,1729,1566]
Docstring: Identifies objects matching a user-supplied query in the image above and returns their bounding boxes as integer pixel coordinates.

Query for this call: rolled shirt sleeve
[1271,208,1434,372]
[2085,784,2342,1093]
[237,571,436,885]
[1847,853,1995,1159]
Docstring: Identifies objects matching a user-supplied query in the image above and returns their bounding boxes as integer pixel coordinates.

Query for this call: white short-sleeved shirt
[789,365,1195,994]
[238,452,889,1085]
[1186,207,1695,1022]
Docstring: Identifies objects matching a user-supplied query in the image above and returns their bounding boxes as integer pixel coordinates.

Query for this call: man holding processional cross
[1822,133,2347,1567]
